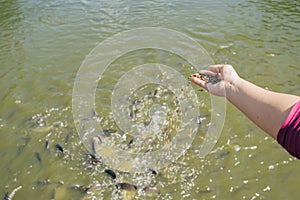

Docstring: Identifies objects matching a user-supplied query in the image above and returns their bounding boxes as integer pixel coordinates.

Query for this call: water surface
[1,0,299,199]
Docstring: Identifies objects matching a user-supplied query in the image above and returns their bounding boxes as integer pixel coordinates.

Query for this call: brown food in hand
[189,73,221,84]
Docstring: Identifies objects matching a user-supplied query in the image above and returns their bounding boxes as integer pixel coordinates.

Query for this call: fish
[4,192,9,200]
[91,136,101,155]
[65,133,71,143]
[153,89,158,97]
[146,167,159,175]
[104,169,117,179]
[132,99,143,105]
[127,138,134,147]
[103,129,116,136]
[34,180,51,186]
[34,152,42,164]
[4,186,22,200]
[197,115,207,125]
[70,185,89,193]
[55,144,64,153]
[32,125,53,133]
[87,153,101,164]
[45,139,50,151]
[116,183,137,191]
[17,137,30,155]
[143,186,160,195]
[215,150,230,159]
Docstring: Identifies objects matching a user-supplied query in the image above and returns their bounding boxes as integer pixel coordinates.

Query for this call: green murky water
[1,0,299,199]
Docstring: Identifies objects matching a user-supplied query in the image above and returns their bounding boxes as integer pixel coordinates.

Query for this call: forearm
[225,77,300,139]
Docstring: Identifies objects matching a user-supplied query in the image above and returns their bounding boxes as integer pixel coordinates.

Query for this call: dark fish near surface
[17,136,30,155]
[153,89,158,97]
[89,153,96,159]
[70,185,90,193]
[45,139,50,151]
[143,186,160,195]
[127,138,134,147]
[4,186,22,200]
[34,152,42,164]
[55,144,64,153]
[197,115,207,125]
[87,153,101,164]
[65,133,71,143]
[103,129,117,136]
[116,183,137,191]
[92,136,101,154]
[4,192,9,200]
[146,167,159,175]
[35,179,51,186]
[216,150,230,159]
[132,98,143,105]
[104,169,116,179]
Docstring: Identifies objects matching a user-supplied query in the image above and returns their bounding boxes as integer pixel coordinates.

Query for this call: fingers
[190,76,225,97]
[208,64,222,73]
[190,65,226,90]
[189,64,233,93]
[190,77,208,90]
[198,69,217,76]
[208,64,231,74]
[195,64,231,77]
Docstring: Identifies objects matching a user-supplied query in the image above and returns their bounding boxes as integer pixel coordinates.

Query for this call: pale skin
[190,64,300,139]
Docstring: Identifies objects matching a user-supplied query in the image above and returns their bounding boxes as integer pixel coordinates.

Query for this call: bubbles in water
[72,27,226,173]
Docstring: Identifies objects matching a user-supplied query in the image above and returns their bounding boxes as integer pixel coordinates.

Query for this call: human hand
[190,64,240,97]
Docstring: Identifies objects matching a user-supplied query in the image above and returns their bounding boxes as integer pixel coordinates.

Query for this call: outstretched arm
[190,64,300,139]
